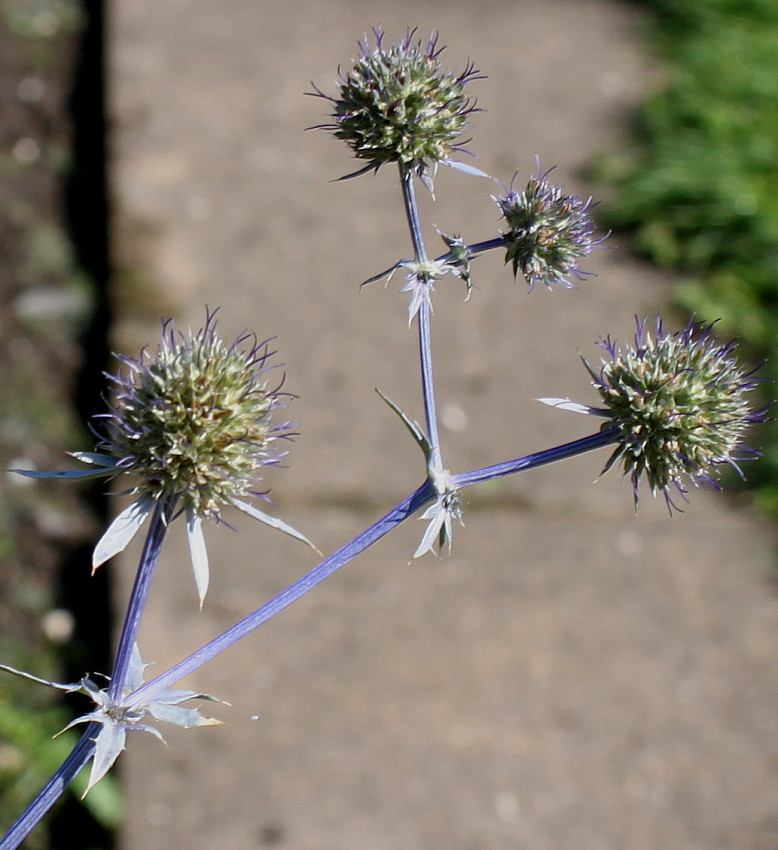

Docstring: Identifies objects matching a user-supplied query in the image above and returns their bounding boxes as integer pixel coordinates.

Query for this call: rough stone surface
[109,2,778,848]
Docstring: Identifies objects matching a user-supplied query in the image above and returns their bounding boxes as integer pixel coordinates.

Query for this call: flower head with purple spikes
[310,27,484,187]
[13,310,314,604]
[587,317,767,510]
[495,164,602,290]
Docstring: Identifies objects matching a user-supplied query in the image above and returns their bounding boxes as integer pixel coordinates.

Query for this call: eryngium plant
[589,317,767,508]
[98,312,290,520]
[0,27,768,850]
[496,165,602,289]
[309,26,482,185]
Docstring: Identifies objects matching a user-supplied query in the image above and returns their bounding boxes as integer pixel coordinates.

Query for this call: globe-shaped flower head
[99,312,290,516]
[588,317,767,509]
[496,165,602,289]
[311,27,482,182]
[16,310,312,604]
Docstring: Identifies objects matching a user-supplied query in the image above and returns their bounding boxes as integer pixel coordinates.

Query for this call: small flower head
[495,164,601,290]
[589,316,767,509]
[311,27,482,180]
[438,230,475,298]
[98,310,290,520]
[397,256,465,324]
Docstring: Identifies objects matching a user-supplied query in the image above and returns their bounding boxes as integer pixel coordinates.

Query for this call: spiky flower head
[311,27,482,181]
[98,310,290,519]
[14,310,314,604]
[588,317,767,509]
[496,165,601,290]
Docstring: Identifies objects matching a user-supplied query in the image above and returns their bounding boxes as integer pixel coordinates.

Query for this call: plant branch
[0,726,98,850]
[108,496,176,700]
[125,480,434,707]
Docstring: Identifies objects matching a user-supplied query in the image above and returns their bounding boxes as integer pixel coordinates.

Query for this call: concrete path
[109,2,778,848]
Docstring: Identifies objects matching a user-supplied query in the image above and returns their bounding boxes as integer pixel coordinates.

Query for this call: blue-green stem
[128,427,620,707]
[1,428,621,850]
[108,496,176,700]
[0,725,99,850]
[453,427,620,489]
[399,164,442,467]
[399,164,427,262]
[417,302,442,469]
[127,479,434,707]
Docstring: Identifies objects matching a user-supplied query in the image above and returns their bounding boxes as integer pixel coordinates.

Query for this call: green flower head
[14,309,314,604]
[589,317,767,510]
[98,310,291,518]
[496,164,602,289]
[311,27,483,181]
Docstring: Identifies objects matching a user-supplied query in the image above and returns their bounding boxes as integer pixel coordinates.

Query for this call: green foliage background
[595,0,778,512]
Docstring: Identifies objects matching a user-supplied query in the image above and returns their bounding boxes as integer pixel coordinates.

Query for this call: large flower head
[311,27,482,182]
[14,310,313,603]
[97,310,290,519]
[496,165,601,289]
[588,317,767,509]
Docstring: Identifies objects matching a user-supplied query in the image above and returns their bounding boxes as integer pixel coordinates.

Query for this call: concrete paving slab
[109,1,778,847]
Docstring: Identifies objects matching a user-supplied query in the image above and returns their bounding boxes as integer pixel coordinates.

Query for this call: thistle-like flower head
[311,27,482,182]
[13,310,314,603]
[588,317,767,509]
[495,164,601,289]
[98,310,289,518]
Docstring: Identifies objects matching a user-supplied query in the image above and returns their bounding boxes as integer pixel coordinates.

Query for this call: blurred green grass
[594,0,778,512]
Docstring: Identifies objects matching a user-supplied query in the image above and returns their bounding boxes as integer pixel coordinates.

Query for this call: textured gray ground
[109,1,778,848]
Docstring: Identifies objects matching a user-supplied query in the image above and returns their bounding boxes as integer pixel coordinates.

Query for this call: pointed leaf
[93,496,154,570]
[56,710,102,738]
[186,511,210,608]
[153,688,221,705]
[375,388,433,460]
[598,445,623,479]
[580,353,601,384]
[148,702,223,729]
[233,500,320,553]
[361,260,406,287]
[10,465,115,481]
[440,158,490,179]
[68,452,117,468]
[0,664,81,692]
[332,161,380,182]
[413,505,447,559]
[537,397,608,416]
[129,723,167,743]
[418,168,436,197]
[125,644,147,693]
[84,724,127,796]
[402,277,432,325]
